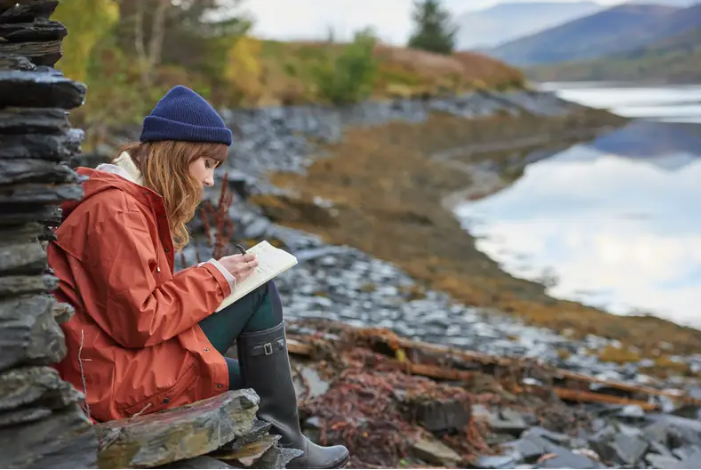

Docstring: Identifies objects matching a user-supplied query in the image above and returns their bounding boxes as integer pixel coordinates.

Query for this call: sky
[245,0,627,45]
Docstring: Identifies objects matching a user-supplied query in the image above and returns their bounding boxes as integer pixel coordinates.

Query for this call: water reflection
[455,121,701,328]
[539,82,701,123]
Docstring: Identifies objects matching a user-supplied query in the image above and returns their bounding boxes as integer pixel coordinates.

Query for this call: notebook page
[215,241,298,312]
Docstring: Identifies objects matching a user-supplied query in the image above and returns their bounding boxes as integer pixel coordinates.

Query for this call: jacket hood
[62,156,152,220]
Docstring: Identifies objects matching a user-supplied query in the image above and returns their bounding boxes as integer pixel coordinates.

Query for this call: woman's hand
[218,253,258,283]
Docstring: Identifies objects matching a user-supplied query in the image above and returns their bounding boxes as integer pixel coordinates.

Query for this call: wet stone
[0,204,62,227]
[0,107,70,134]
[0,20,66,42]
[97,390,261,468]
[0,366,81,414]
[0,70,86,108]
[0,53,35,71]
[0,182,83,205]
[0,159,83,185]
[0,39,62,67]
[0,129,84,160]
[0,295,66,373]
[0,403,97,469]
[0,273,58,297]
[0,0,58,22]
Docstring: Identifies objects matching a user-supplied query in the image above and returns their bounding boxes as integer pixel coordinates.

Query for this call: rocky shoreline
[78,89,701,468]
[149,88,699,391]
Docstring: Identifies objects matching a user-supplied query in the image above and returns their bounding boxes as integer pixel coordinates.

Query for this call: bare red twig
[200,174,236,259]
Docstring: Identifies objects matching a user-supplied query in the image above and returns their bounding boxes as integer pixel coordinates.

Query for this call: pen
[235,243,247,256]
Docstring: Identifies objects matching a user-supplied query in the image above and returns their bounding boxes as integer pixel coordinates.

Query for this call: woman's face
[189,156,218,188]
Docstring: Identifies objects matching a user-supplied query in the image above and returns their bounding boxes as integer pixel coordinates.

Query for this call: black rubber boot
[237,322,350,469]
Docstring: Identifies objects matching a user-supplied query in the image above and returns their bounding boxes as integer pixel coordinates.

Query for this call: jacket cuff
[200,259,236,297]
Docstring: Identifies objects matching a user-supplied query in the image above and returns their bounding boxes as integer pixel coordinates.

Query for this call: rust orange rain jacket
[48,159,233,422]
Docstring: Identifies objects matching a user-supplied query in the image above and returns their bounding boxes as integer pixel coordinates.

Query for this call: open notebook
[215,241,298,312]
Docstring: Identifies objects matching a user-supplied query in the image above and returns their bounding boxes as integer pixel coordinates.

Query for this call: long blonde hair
[120,141,228,252]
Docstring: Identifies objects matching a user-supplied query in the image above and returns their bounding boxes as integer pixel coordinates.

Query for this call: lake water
[455,83,701,328]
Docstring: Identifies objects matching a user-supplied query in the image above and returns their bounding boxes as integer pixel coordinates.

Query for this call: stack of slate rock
[0,0,97,467]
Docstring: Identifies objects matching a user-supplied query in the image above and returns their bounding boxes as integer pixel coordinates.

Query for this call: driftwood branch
[286,321,701,411]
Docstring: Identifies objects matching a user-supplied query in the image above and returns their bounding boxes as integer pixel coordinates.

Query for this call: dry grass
[253,40,526,105]
[260,109,701,357]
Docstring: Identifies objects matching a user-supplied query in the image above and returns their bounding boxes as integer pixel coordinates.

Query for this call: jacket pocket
[121,364,198,417]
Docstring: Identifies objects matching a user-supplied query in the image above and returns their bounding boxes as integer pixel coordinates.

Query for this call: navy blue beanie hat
[140,85,233,146]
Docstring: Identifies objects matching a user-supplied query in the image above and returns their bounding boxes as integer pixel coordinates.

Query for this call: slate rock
[0,273,59,297]
[51,301,75,324]
[0,366,81,413]
[0,239,46,275]
[590,425,649,466]
[0,39,62,66]
[0,19,66,42]
[476,454,519,469]
[0,403,97,469]
[0,204,62,226]
[0,129,84,160]
[163,456,235,469]
[0,159,83,185]
[537,451,604,469]
[410,435,462,466]
[0,70,86,108]
[251,446,305,469]
[211,434,280,466]
[407,395,471,432]
[489,407,530,436]
[0,53,35,71]
[645,453,684,469]
[0,405,52,427]
[0,295,66,372]
[218,419,272,451]
[0,0,58,22]
[96,390,261,468]
[0,107,70,134]
[0,182,83,205]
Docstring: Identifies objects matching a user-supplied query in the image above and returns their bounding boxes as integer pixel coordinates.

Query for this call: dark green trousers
[199,281,283,390]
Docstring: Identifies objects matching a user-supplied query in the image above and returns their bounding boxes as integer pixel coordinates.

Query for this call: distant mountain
[527,25,701,82]
[454,2,603,49]
[588,121,701,168]
[484,3,688,66]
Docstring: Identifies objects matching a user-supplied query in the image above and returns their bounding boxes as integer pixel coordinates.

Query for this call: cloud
[456,153,701,328]
[244,0,626,45]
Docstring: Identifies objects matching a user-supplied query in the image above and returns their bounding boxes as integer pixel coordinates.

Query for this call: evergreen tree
[407,0,457,55]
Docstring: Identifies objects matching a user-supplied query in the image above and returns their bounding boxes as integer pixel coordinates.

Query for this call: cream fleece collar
[95,152,145,186]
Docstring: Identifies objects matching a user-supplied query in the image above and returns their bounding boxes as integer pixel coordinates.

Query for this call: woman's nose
[203,175,214,187]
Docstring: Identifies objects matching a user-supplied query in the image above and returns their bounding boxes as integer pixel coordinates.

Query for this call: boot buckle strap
[250,337,285,356]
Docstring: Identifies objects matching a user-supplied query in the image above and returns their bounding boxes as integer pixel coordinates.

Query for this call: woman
[48,85,349,469]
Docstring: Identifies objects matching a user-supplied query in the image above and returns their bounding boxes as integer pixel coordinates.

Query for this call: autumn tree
[407,0,457,55]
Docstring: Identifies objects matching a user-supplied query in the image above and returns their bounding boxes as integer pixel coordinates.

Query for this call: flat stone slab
[0,38,61,66]
[0,294,66,373]
[0,107,70,134]
[0,273,58,297]
[0,71,86,108]
[97,390,262,469]
[0,238,47,275]
[0,129,84,160]
[0,19,66,42]
[0,182,83,205]
[0,366,82,426]
[0,53,36,71]
[0,1,58,22]
[0,159,83,185]
[0,204,62,227]
[0,403,97,469]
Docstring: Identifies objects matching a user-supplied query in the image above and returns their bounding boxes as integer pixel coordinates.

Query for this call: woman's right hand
[218,253,258,283]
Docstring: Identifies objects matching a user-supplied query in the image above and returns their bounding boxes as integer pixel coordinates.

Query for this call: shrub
[310,29,378,105]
